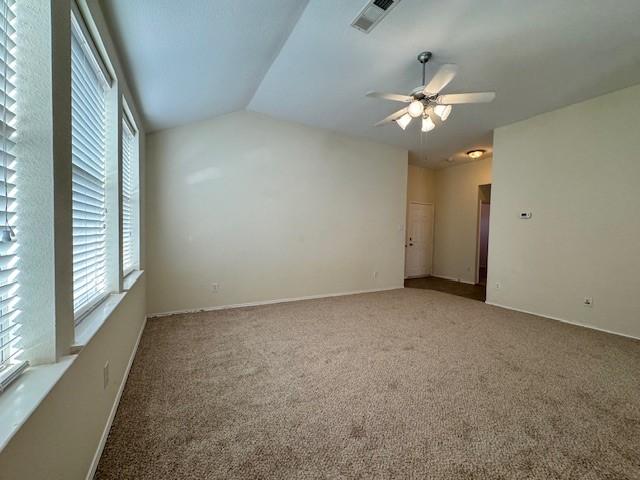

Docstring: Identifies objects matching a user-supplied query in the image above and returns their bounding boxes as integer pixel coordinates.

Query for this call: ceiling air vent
[351,0,401,33]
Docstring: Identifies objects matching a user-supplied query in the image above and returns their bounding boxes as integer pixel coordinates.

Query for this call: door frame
[475,188,490,285]
[405,201,435,279]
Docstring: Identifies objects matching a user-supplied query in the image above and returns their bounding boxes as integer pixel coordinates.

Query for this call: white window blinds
[71,13,109,320]
[122,117,136,275]
[0,0,25,386]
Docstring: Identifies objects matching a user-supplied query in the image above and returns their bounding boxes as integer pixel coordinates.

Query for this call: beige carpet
[96,288,640,479]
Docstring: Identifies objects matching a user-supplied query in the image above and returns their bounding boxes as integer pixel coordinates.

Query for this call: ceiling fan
[367,51,495,132]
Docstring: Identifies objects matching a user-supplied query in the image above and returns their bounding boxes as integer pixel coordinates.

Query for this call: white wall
[406,163,436,205]
[146,110,407,314]
[432,158,492,284]
[488,84,640,339]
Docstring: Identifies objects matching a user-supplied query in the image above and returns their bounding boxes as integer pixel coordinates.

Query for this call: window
[121,114,138,275]
[71,8,111,321]
[0,0,25,386]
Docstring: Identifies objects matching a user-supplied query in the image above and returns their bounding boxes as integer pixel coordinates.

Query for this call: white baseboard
[485,301,640,341]
[149,286,405,318]
[431,274,476,285]
[86,316,148,480]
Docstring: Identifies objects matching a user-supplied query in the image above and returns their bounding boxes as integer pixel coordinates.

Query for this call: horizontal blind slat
[72,164,103,190]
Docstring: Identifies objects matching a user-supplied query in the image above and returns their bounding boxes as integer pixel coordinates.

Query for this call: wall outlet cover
[584,297,593,307]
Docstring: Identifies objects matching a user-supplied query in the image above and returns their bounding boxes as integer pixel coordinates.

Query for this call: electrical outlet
[373,271,378,280]
[495,282,501,290]
[211,283,219,293]
[583,297,593,307]
[103,361,109,389]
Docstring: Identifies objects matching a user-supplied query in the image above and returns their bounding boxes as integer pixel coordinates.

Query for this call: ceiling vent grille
[374,0,394,10]
[351,0,401,33]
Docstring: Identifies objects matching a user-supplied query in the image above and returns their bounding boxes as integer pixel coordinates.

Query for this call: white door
[405,203,434,278]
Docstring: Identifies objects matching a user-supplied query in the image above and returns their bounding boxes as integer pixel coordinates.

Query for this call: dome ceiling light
[466,149,486,159]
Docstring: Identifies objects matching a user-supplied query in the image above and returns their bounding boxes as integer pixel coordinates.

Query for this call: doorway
[405,202,434,278]
[476,184,491,285]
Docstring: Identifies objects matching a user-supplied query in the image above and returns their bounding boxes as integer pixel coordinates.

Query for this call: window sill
[0,356,76,452]
[73,269,144,350]
[72,293,125,350]
[123,269,143,291]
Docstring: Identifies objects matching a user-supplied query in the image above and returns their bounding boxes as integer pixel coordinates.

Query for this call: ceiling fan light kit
[395,113,412,130]
[366,51,496,132]
[434,104,452,121]
[408,100,424,118]
[421,116,435,132]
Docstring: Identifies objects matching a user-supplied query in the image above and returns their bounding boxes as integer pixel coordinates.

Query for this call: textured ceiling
[103,0,640,168]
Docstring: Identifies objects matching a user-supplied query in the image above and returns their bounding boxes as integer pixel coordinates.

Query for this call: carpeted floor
[96,288,640,479]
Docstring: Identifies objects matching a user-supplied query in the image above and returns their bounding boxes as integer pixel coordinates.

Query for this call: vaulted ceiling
[100,0,309,131]
[102,0,640,168]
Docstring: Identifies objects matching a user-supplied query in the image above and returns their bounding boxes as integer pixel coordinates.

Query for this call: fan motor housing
[410,87,436,102]
[417,51,432,64]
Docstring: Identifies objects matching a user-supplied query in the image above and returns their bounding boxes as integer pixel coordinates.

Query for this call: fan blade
[374,107,408,127]
[423,64,458,95]
[366,91,412,103]
[436,92,496,105]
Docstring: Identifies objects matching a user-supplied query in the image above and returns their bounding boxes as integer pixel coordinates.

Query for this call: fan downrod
[417,51,433,90]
